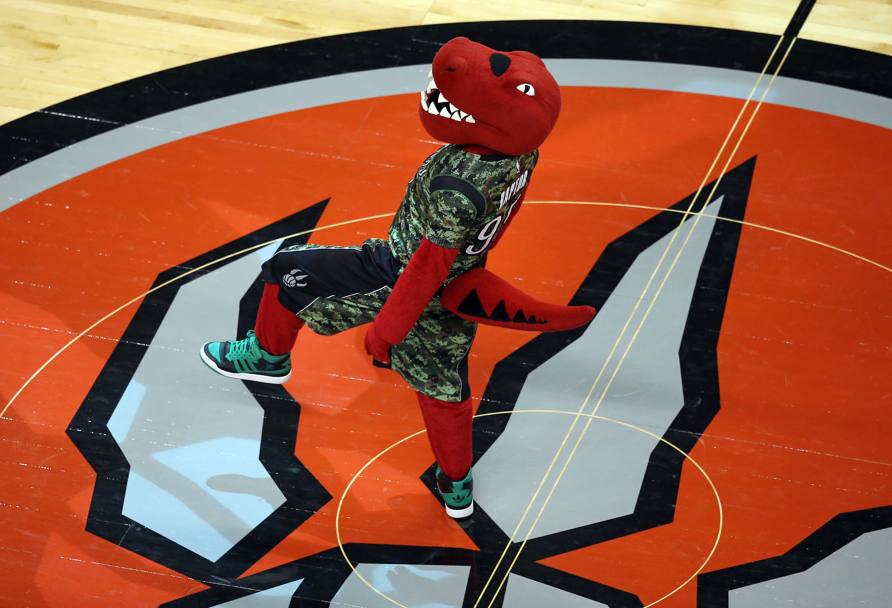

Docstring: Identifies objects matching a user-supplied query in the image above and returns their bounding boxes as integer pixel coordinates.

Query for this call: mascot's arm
[366,186,476,365]
[364,238,459,365]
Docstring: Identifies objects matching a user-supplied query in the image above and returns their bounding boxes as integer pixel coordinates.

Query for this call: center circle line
[335,408,724,608]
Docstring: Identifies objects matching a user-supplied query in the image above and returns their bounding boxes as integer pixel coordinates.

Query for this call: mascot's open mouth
[418,38,560,154]
[420,74,476,124]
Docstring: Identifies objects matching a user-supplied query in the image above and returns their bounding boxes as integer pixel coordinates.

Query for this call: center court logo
[68,159,754,606]
[2,15,885,608]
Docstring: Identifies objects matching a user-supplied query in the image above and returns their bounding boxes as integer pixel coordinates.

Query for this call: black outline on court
[6,14,884,608]
[698,505,892,606]
[784,0,817,40]
[450,158,754,607]
[1,18,892,176]
[166,159,753,608]
[66,200,332,582]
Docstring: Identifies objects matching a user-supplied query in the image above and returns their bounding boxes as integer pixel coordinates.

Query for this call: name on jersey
[466,170,530,255]
[499,170,529,208]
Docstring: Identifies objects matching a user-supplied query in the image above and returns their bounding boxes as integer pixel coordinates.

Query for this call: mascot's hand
[364,239,458,369]
[364,323,392,368]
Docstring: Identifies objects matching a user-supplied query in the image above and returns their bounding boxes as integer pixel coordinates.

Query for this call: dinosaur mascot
[201,37,595,518]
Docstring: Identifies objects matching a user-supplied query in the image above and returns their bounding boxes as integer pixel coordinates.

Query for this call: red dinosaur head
[420,37,561,156]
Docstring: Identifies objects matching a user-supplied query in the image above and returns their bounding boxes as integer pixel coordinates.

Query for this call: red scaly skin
[420,37,561,155]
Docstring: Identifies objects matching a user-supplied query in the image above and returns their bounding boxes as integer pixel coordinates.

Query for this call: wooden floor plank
[0,0,888,122]
[802,0,892,55]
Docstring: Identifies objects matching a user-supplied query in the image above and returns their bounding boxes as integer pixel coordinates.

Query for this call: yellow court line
[0,213,394,419]
[334,409,724,608]
[484,37,800,607]
[4,195,886,424]
[471,37,786,606]
[0,18,877,597]
[527,201,892,274]
[475,35,790,607]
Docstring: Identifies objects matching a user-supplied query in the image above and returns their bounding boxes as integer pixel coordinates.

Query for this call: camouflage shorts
[264,239,476,402]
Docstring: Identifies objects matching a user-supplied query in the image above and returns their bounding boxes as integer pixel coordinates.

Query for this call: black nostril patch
[490,53,511,77]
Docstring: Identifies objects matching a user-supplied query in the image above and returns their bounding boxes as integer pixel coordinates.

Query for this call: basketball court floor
[1,1,890,606]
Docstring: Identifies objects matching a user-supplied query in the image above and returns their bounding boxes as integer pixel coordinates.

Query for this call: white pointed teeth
[419,85,476,123]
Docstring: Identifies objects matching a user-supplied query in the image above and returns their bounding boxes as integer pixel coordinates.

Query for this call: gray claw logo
[282,269,308,288]
[71,163,799,608]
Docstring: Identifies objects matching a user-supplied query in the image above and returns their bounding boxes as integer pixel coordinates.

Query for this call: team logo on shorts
[283,269,309,288]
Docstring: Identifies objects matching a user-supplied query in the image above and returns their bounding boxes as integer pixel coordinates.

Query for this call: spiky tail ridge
[441,268,595,331]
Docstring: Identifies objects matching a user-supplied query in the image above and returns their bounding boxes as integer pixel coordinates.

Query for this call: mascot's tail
[440,268,595,332]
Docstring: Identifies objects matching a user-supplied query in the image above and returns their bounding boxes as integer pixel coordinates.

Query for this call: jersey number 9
[466,216,503,255]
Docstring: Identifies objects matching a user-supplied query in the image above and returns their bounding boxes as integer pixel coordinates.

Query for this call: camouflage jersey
[388,144,539,278]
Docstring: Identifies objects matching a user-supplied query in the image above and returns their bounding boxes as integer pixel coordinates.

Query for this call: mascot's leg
[416,393,473,479]
[390,307,477,519]
[417,393,474,519]
[254,282,304,355]
[200,240,398,383]
[198,282,302,383]
[198,280,298,384]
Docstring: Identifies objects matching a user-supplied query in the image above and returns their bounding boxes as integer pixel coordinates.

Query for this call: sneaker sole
[199,346,292,385]
[445,502,474,519]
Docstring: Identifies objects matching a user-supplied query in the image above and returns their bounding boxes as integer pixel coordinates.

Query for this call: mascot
[201,37,595,518]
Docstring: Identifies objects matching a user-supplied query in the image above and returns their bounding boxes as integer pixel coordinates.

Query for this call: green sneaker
[436,466,474,518]
[200,330,292,384]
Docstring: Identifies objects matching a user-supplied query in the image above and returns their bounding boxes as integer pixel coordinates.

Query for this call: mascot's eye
[516,83,536,96]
